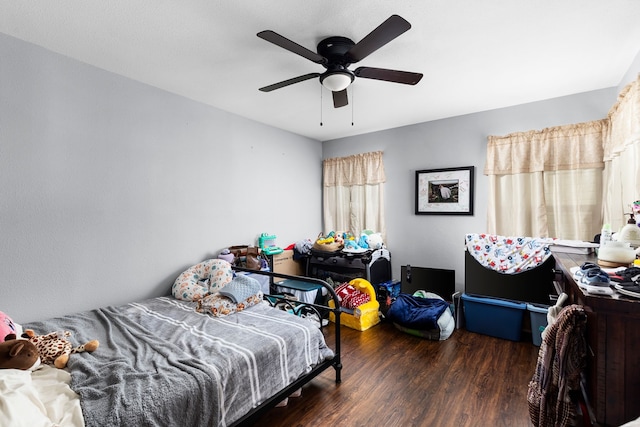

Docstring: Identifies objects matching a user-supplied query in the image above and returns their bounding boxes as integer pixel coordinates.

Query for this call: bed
[464,233,557,305]
[0,266,342,427]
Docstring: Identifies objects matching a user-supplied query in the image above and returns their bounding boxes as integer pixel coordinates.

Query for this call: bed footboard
[230,267,342,426]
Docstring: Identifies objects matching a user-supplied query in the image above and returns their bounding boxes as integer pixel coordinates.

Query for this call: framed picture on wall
[415,166,475,215]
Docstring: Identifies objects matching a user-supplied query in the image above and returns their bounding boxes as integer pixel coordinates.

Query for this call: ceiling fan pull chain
[320,85,323,126]
[351,86,354,126]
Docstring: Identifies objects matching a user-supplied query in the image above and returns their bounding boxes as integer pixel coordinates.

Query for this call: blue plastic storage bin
[462,293,526,341]
[526,303,549,346]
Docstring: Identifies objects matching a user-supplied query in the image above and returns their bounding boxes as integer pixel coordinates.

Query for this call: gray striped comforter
[27,296,334,427]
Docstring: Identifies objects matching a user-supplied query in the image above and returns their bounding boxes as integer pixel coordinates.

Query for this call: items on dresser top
[610,266,640,298]
[570,263,640,298]
[571,262,614,295]
[597,240,636,267]
[549,239,598,255]
[614,283,640,299]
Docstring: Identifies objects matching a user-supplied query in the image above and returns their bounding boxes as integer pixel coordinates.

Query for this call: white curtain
[602,75,640,231]
[485,121,606,240]
[322,151,386,239]
[486,73,640,240]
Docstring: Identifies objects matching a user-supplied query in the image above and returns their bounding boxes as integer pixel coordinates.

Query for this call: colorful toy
[316,235,335,245]
[313,231,344,252]
[366,233,384,249]
[333,233,344,246]
[23,329,99,369]
[344,239,359,250]
[0,311,20,343]
[343,231,356,241]
[217,248,235,264]
[357,233,369,249]
[259,233,283,255]
[0,336,40,370]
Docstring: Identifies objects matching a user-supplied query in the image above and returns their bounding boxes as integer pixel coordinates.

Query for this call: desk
[554,253,640,426]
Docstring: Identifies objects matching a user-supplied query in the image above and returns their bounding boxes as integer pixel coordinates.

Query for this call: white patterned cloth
[171,259,234,301]
[465,233,553,274]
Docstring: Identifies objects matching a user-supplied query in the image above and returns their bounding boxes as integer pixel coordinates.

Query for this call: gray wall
[322,88,619,292]
[2,32,638,322]
[1,34,323,322]
[620,48,640,89]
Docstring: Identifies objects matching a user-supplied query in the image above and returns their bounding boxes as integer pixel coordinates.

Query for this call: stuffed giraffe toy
[22,329,99,369]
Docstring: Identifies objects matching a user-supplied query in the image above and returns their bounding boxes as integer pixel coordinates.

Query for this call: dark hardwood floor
[252,321,539,427]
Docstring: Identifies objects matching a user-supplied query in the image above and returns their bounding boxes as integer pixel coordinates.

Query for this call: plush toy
[316,235,335,245]
[541,292,568,340]
[23,329,99,369]
[217,248,235,264]
[357,233,369,249]
[0,335,41,371]
[366,232,384,250]
[0,311,21,343]
[344,239,359,250]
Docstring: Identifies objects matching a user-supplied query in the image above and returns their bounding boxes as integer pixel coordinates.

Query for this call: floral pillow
[172,259,233,301]
[196,291,263,317]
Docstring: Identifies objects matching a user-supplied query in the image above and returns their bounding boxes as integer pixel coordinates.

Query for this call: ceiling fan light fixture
[320,70,354,92]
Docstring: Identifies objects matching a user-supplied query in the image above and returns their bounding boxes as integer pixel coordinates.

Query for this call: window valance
[484,120,607,176]
[323,151,386,187]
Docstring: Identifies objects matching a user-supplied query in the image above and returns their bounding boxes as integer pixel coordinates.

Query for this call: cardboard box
[271,250,304,280]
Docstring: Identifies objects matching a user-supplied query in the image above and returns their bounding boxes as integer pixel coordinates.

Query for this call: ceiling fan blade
[354,67,423,85]
[332,89,348,108]
[259,73,320,92]
[257,30,327,64]
[346,15,411,63]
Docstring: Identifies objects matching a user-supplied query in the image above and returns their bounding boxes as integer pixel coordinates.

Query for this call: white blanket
[0,365,84,427]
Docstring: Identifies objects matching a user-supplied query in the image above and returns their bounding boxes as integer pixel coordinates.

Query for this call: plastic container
[461,293,526,341]
[601,223,613,246]
[598,241,636,265]
[526,303,549,346]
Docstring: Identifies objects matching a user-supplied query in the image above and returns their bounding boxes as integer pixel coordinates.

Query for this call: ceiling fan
[257,15,423,108]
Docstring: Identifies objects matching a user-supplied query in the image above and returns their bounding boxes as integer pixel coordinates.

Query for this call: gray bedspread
[26,297,334,427]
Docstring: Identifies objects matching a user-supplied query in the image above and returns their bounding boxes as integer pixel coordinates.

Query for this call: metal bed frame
[230,267,342,426]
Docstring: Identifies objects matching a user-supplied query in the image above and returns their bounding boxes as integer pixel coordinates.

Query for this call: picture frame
[415,166,475,215]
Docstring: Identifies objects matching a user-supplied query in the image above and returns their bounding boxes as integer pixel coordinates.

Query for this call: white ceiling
[1,1,640,142]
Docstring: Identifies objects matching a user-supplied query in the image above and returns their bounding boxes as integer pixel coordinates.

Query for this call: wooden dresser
[554,253,640,427]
